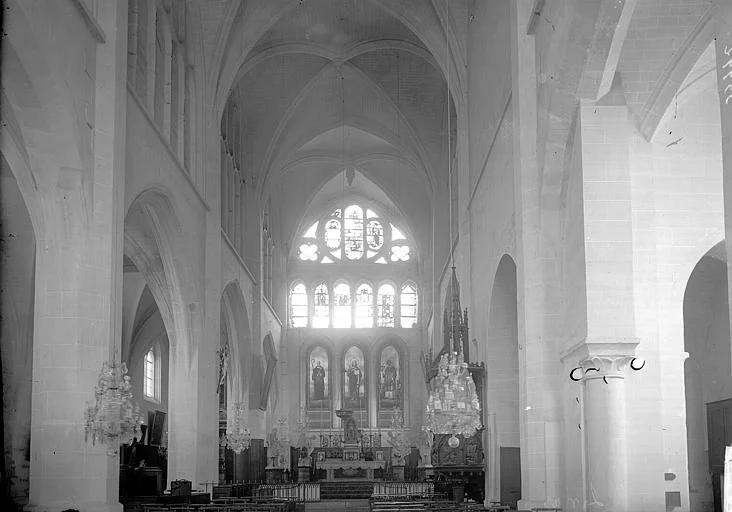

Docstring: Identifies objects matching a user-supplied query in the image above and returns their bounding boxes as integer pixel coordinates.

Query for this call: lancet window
[288,280,417,329]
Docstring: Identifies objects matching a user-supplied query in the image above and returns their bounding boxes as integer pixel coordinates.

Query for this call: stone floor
[303,499,370,512]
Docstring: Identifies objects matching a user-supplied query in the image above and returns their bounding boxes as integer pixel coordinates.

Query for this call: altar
[318,459,385,480]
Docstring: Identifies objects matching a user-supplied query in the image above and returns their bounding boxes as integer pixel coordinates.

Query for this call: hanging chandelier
[84,361,143,456]
[423,351,482,447]
[225,402,251,454]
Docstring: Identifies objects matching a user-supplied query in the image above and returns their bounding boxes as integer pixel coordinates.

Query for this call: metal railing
[253,483,320,502]
[372,481,435,498]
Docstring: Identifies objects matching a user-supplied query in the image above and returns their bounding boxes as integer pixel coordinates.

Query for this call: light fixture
[422,0,483,448]
[225,402,252,454]
[423,351,482,447]
[84,360,143,456]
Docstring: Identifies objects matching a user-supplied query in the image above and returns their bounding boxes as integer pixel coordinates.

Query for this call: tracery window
[289,201,417,329]
[297,203,411,264]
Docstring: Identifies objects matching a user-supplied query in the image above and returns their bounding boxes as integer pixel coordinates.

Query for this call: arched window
[313,283,330,328]
[333,282,352,328]
[355,283,374,328]
[400,283,418,328]
[377,284,395,327]
[290,282,308,328]
[144,347,157,400]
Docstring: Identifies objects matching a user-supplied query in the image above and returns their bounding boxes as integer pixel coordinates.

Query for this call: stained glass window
[298,241,318,261]
[400,283,417,328]
[355,283,374,328]
[367,220,384,251]
[333,282,352,328]
[377,283,395,327]
[290,282,308,328]
[344,205,364,260]
[325,219,341,250]
[294,203,411,263]
[313,283,330,328]
[291,201,417,329]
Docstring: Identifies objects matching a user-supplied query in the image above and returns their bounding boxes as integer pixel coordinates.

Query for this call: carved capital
[579,355,634,381]
[563,337,640,382]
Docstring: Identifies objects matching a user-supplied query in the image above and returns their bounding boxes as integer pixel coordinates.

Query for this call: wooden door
[500,447,521,509]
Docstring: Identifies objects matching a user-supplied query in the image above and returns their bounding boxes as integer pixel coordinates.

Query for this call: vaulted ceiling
[214,0,460,250]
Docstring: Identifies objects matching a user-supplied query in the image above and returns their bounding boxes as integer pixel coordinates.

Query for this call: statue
[346,359,362,399]
[382,359,397,399]
[267,428,280,467]
[311,360,325,400]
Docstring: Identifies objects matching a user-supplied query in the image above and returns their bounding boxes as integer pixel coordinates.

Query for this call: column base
[517,499,561,511]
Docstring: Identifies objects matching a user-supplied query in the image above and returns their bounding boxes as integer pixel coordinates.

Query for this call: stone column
[27,2,128,511]
[581,354,633,512]
[563,341,637,512]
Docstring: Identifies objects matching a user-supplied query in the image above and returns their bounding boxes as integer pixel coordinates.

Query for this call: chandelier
[225,402,251,454]
[423,351,482,447]
[84,360,142,456]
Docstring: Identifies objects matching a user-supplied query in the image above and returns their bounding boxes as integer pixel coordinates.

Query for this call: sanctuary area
[2,1,732,511]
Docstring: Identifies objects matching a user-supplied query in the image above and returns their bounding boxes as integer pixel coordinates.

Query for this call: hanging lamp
[421,0,482,449]
[84,360,143,456]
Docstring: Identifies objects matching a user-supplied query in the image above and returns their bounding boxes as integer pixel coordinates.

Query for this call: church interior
[2,0,732,511]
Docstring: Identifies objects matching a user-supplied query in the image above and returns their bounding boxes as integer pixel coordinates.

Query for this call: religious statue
[312,360,325,400]
[346,359,362,399]
[267,428,280,467]
[381,359,397,399]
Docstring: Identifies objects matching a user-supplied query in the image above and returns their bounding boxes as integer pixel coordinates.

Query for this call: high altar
[311,410,386,481]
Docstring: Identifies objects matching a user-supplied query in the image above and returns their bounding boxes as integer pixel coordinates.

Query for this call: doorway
[500,446,521,508]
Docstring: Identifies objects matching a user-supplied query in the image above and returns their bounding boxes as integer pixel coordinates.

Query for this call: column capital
[561,337,640,380]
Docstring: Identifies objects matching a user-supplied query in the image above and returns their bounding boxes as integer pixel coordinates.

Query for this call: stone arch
[0,104,44,240]
[684,240,730,511]
[221,280,253,406]
[0,151,37,504]
[639,11,715,140]
[123,187,184,354]
[484,254,521,507]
